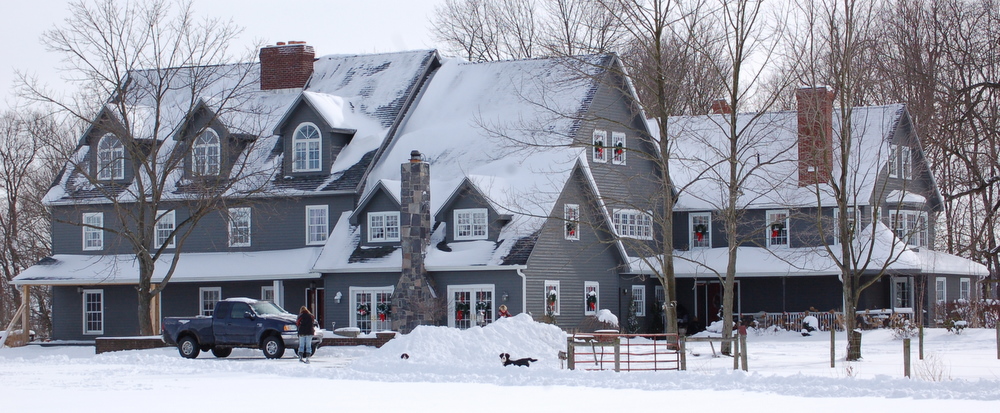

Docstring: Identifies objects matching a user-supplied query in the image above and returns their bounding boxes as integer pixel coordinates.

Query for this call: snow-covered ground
[1,314,998,412]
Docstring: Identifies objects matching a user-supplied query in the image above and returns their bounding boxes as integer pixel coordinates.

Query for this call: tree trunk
[847,329,862,361]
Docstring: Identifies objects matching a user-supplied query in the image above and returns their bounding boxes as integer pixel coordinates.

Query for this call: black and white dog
[500,353,537,367]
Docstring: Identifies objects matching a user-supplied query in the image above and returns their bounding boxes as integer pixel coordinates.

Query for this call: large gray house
[15,42,986,340]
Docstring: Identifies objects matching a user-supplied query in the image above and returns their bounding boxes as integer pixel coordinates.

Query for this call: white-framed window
[900,146,912,180]
[454,208,488,240]
[655,285,664,319]
[82,289,104,335]
[892,277,912,309]
[447,284,495,329]
[959,278,971,301]
[292,122,322,172]
[350,286,394,334]
[564,204,580,240]
[306,205,329,245]
[544,280,560,316]
[584,281,599,315]
[766,210,789,248]
[200,287,221,317]
[690,212,711,248]
[611,131,626,165]
[261,286,275,303]
[889,210,927,247]
[192,129,220,176]
[888,144,898,178]
[228,207,251,247]
[613,209,653,240]
[631,285,646,317]
[97,134,124,180]
[155,210,175,249]
[82,212,104,251]
[833,207,859,245]
[368,211,400,242]
[592,129,607,163]
[935,277,946,303]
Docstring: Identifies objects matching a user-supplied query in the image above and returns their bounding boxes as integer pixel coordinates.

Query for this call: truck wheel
[261,335,284,359]
[211,347,233,358]
[178,336,200,359]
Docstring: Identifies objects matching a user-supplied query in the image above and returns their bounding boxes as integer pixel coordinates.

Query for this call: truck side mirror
[243,312,255,320]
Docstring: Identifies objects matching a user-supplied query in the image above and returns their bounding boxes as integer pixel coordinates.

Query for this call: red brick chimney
[796,86,835,187]
[711,99,731,115]
[259,41,315,90]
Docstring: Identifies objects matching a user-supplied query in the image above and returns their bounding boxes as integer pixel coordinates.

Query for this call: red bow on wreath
[456,311,463,321]
[379,313,386,321]
[588,302,596,311]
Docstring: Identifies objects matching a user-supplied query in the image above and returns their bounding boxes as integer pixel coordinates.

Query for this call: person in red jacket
[296,306,316,363]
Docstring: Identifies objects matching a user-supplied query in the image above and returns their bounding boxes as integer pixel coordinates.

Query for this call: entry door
[306,287,325,329]
[350,287,393,333]
[448,284,495,329]
[695,281,741,323]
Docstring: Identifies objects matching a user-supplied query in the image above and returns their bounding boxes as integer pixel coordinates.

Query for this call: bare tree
[432,0,542,61]
[17,0,274,335]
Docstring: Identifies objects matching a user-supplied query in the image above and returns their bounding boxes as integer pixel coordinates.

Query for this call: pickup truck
[162,298,322,359]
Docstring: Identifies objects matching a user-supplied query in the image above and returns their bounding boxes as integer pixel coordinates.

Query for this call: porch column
[21,285,29,342]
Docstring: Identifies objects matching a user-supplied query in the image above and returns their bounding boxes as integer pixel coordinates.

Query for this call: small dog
[500,352,537,367]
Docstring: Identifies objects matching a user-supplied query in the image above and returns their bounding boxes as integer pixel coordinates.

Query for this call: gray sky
[0,0,445,111]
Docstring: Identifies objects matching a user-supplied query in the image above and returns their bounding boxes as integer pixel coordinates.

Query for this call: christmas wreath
[614,141,624,157]
[594,140,604,158]
[566,221,577,237]
[771,222,785,238]
[356,303,370,317]
[547,290,558,304]
[376,303,391,321]
[455,302,470,320]
[587,290,597,311]
[694,224,708,241]
[475,301,491,312]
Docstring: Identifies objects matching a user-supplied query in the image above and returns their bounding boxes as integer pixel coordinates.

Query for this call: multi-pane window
[584,281,599,315]
[155,210,175,249]
[888,144,898,178]
[83,289,104,335]
[97,134,124,180]
[631,285,646,317]
[690,212,711,248]
[564,204,580,240]
[766,210,789,248]
[613,209,653,240]
[192,129,220,176]
[592,129,607,163]
[454,208,488,240]
[292,122,321,172]
[82,212,104,251]
[368,211,400,242]
[960,278,971,301]
[448,285,494,329]
[351,287,394,333]
[890,210,927,247]
[261,286,275,303]
[228,207,251,247]
[544,280,560,316]
[200,287,221,317]
[893,277,912,309]
[306,205,329,245]
[833,207,859,244]
[611,132,626,165]
[935,277,946,303]
[888,144,912,179]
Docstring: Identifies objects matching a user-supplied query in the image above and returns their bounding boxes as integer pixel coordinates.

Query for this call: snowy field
[1,314,998,412]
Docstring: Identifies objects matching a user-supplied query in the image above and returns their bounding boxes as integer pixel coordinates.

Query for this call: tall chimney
[711,99,731,115]
[258,42,315,90]
[392,150,438,333]
[796,86,835,187]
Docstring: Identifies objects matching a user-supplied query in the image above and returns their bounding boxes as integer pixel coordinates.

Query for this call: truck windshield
[250,301,288,316]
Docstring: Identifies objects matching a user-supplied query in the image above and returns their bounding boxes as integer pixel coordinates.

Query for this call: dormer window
[192,129,220,176]
[454,208,488,240]
[292,122,321,172]
[97,134,124,180]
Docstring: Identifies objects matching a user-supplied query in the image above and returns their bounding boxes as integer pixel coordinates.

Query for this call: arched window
[292,122,321,172]
[192,129,220,176]
[97,134,124,180]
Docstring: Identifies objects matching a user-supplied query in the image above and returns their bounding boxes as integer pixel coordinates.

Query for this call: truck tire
[178,336,200,359]
[261,335,284,359]
[211,346,233,358]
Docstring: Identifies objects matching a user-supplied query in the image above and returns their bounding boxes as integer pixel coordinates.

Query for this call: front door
[306,287,324,329]
[350,287,393,333]
[695,281,741,324]
[448,284,495,329]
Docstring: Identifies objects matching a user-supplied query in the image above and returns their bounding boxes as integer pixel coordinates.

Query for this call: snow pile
[354,314,566,370]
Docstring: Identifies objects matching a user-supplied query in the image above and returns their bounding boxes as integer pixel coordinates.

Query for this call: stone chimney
[711,99,731,115]
[796,86,835,187]
[258,41,315,90]
[392,150,438,333]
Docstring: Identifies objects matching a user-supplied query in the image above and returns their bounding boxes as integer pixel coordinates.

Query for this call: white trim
[228,207,251,247]
[611,131,626,165]
[82,289,104,335]
[592,129,608,163]
[200,287,221,316]
[544,280,560,316]
[367,211,401,242]
[292,122,322,172]
[959,278,971,301]
[564,204,580,241]
[261,285,275,302]
[305,205,329,245]
[97,134,124,180]
[447,284,495,328]
[766,210,790,248]
[900,146,912,180]
[832,207,858,245]
[82,212,104,251]
[631,285,646,317]
[454,208,488,241]
[689,212,711,248]
[935,277,946,303]
[192,129,220,176]
[155,210,175,249]
[612,209,653,240]
[584,281,599,315]
[888,144,899,178]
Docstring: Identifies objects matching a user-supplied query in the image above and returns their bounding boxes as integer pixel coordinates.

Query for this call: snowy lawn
[1,314,998,412]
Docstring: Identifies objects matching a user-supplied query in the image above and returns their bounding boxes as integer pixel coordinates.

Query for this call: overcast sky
[0,0,445,111]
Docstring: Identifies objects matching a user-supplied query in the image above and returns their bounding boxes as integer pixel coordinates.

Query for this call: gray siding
[276,101,351,177]
[52,285,140,340]
[435,183,504,244]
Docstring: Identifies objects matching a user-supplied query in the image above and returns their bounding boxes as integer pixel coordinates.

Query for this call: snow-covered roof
[668,104,907,210]
[14,247,324,285]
